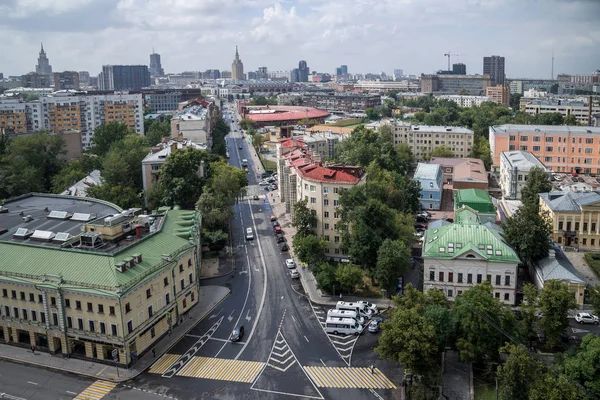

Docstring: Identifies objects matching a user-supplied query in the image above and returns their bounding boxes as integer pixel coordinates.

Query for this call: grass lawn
[258,153,277,172]
[473,381,497,400]
[332,118,363,127]
[584,253,600,278]
[354,275,385,299]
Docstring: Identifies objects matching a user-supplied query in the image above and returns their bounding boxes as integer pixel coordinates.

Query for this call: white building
[436,95,490,107]
[499,151,549,200]
[354,80,420,93]
[523,99,600,125]
[171,105,211,148]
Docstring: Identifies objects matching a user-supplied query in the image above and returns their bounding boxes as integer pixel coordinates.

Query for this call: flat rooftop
[411,125,474,134]
[491,124,600,135]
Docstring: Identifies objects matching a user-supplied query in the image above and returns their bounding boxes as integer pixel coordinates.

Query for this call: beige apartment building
[522,99,600,125]
[277,139,366,260]
[0,194,201,367]
[485,85,510,106]
[386,120,474,160]
[0,99,28,134]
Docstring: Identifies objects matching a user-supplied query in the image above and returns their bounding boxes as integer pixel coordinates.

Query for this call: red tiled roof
[298,164,363,184]
[245,106,329,122]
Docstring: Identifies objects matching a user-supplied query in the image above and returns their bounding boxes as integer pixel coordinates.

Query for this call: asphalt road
[0,103,400,400]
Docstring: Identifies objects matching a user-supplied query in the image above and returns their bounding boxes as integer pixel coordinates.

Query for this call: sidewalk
[0,285,230,383]
[442,350,473,400]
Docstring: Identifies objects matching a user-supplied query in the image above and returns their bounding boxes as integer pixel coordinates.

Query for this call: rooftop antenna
[551,48,554,80]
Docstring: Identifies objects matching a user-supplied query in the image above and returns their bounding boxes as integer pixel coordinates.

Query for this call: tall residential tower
[483,55,505,86]
[149,51,164,77]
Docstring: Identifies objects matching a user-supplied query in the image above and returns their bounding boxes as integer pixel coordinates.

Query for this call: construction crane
[444,52,460,71]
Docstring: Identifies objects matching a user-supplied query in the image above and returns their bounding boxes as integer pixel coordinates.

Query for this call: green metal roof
[454,189,494,214]
[0,210,196,295]
[422,220,520,263]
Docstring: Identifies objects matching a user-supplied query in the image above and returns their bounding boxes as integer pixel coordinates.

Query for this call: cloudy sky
[1,0,599,79]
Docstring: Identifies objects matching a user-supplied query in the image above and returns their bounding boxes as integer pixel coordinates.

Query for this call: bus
[324,317,363,336]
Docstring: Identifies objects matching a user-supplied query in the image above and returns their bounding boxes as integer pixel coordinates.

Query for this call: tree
[538,280,577,348]
[423,304,456,352]
[469,136,493,170]
[86,184,141,209]
[451,281,518,362]
[529,372,583,400]
[292,235,327,265]
[101,134,149,191]
[90,122,133,156]
[197,191,231,232]
[564,114,579,126]
[520,166,551,211]
[145,118,171,146]
[497,343,544,400]
[51,159,89,193]
[335,264,364,293]
[203,229,228,251]
[561,334,600,396]
[365,108,380,120]
[429,145,455,158]
[510,93,522,110]
[207,160,247,205]
[518,283,539,345]
[212,116,230,157]
[315,263,338,293]
[292,199,316,237]
[252,133,265,151]
[502,205,552,265]
[157,148,211,209]
[589,286,600,316]
[239,118,257,131]
[375,306,439,377]
[375,239,411,295]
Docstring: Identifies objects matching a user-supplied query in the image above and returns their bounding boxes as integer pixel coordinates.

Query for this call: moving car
[239,144,242,149]
[285,259,296,269]
[245,228,253,240]
[289,269,299,279]
[575,312,599,325]
[230,325,245,342]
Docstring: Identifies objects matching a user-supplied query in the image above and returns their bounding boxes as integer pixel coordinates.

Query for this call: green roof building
[454,188,496,224]
[422,207,519,305]
[0,194,201,367]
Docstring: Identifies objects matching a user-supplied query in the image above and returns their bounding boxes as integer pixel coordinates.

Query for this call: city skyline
[0,0,599,78]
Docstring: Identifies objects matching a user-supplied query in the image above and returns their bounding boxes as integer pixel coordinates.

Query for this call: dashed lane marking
[73,380,118,400]
[176,356,264,383]
[304,366,396,389]
[149,354,181,374]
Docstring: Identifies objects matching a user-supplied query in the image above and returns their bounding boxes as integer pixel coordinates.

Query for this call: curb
[0,287,232,384]
[200,267,235,280]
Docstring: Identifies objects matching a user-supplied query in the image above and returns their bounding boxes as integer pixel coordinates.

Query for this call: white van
[246,228,254,240]
[357,301,378,314]
[324,317,363,336]
[327,309,365,325]
[336,301,373,318]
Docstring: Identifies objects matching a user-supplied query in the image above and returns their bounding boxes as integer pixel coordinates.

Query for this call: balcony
[563,230,578,237]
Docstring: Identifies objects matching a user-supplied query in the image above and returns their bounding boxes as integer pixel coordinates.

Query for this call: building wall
[48,104,83,132]
[391,125,474,160]
[490,127,600,174]
[104,103,137,129]
[0,101,27,134]
[423,258,517,305]
[485,85,510,106]
[540,200,600,250]
[524,103,600,125]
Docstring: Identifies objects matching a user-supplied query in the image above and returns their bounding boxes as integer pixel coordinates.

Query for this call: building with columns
[231,46,244,81]
[0,194,201,367]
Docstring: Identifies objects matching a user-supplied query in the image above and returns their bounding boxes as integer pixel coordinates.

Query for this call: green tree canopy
[239,118,257,131]
[292,199,316,237]
[497,343,544,400]
[376,239,411,295]
[502,205,552,265]
[561,334,600,397]
[538,280,577,348]
[86,184,141,209]
[429,145,455,159]
[145,118,171,146]
[469,136,493,170]
[365,108,380,120]
[520,166,552,211]
[51,159,90,193]
[335,264,364,293]
[292,235,327,266]
[90,122,133,156]
[101,134,149,191]
[212,116,230,157]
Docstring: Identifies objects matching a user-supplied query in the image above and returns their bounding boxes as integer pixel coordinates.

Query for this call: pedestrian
[339,293,343,300]
[370,365,374,375]
[152,348,156,358]
[31,345,35,354]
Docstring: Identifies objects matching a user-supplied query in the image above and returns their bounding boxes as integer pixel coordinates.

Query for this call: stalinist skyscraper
[231,46,244,81]
[35,43,53,76]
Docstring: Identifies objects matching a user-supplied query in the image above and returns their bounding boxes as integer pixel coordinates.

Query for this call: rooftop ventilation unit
[31,230,56,242]
[13,228,33,239]
[48,211,72,220]
[53,232,71,242]
[71,213,94,222]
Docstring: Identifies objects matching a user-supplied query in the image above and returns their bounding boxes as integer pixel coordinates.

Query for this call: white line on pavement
[66,391,77,395]
[304,335,310,343]
[26,382,37,386]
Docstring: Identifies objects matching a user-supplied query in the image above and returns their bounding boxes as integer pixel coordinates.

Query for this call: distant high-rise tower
[452,63,466,75]
[35,43,53,76]
[231,46,244,81]
[149,51,164,77]
[298,60,309,82]
[483,55,505,86]
[99,65,151,90]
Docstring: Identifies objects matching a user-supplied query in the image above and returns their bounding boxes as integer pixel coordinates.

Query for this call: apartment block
[522,99,600,125]
[277,140,366,260]
[296,92,381,113]
[421,74,492,95]
[499,151,548,200]
[423,207,519,305]
[0,99,28,134]
[22,72,51,88]
[170,105,211,148]
[430,157,488,190]
[99,65,151,90]
[436,95,490,107]
[387,121,474,160]
[0,194,201,366]
[53,71,80,90]
[0,92,143,148]
[489,124,600,174]
[485,85,510,106]
[414,163,443,210]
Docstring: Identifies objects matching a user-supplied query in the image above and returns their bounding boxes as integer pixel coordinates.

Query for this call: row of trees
[376,281,595,398]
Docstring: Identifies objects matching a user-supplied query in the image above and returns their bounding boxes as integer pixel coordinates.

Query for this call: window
[477,274,482,283]
[151,327,156,338]
[583,238,587,245]
[310,185,316,192]
[448,272,453,282]
[520,136,528,141]
[51,297,56,306]
[545,137,553,142]
[533,136,541,142]
[324,211,329,219]
[429,271,435,281]
[505,275,511,286]
[3,305,9,317]
[546,146,553,152]
[64,298,70,308]
[164,277,169,287]
[1,289,6,298]
[586,138,594,144]
[100,322,106,334]
[180,278,185,291]
[13,307,19,318]
[310,197,316,204]
[89,320,95,332]
[127,320,133,334]
[544,156,553,162]
[509,135,516,141]
[98,304,104,314]
[20,291,25,300]
[148,305,153,318]
[504,293,510,301]
[585,148,593,154]
[22,309,28,320]
[28,293,35,302]
[188,259,192,268]
[125,303,131,313]
[467,274,473,284]
[183,298,188,309]
[533,146,540,152]
[495,292,500,298]
[519,145,528,151]
[41,312,46,323]
[146,288,152,299]
[76,300,82,310]
[179,264,184,273]
[324,199,329,206]
[87,302,93,312]
[334,236,340,243]
[592,239,596,246]
[189,273,193,284]
[78,318,84,330]
[11,290,16,299]
[593,223,597,232]
[558,221,563,230]
[32,310,37,322]
[457,273,463,283]
[448,289,453,298]
[191,292,195,302]
[111,324,118,336]
[53,313,58,325]
[323,187,329,194]
[334,187,339,194]
[496,275,501,285]
[166,293,170,305]
[438,272,444,282]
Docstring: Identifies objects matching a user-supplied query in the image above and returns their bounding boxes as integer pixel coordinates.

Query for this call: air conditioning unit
[323,193,328,197]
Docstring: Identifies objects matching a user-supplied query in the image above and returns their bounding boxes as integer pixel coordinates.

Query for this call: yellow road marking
[304,366,397,389]
[148,353,181,374]
[74,380,118,400]
[176,356,265,383]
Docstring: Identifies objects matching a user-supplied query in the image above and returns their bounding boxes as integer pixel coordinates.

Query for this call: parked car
[280,242,289,252]
[416,216,429,223]
[230,325,245,342]
[289,268,299,279]
[368,316,383,333]
[270,215,277,222]
[274,226,282,234]
[253,194,259,200]
[575,312,599,325]
[285,259,296,269]
[276,233,285,243]
[416,211,431,219]
[357,301,378,314]
[272,221,280,228]
[261,172,273,179]
[259,181,270,186]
